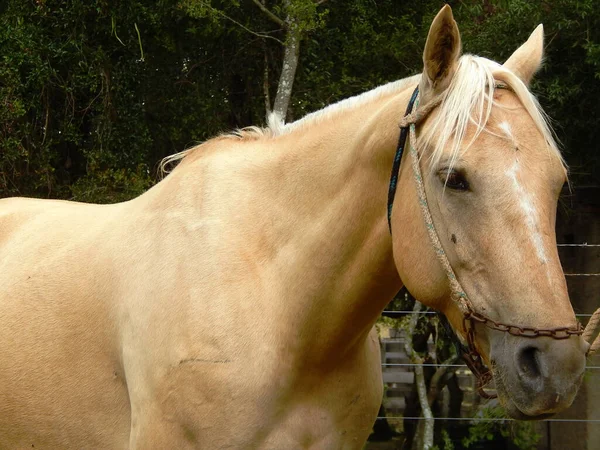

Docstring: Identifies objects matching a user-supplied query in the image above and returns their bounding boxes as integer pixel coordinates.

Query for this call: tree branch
[272,14,300,120]
[251,0,286,28]
[263,42,271,115]
[427,355,460,405]
[404,302,434,450]
[198,1,283,44]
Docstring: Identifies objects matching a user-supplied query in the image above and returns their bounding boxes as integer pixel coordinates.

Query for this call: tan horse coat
[0,6,588,448]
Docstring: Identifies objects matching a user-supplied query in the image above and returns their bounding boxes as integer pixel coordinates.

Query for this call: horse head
[392,5,587,419]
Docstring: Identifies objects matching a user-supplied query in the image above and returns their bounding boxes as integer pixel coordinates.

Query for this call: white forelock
[420,54,563,172]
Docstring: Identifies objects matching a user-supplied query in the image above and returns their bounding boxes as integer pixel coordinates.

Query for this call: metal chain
[463,316,496,398]
[466,309,582,339]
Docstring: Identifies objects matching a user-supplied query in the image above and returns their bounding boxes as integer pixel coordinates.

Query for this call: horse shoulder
[0,197,131,448]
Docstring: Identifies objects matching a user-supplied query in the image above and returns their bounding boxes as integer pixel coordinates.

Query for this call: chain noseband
[387,85,589,398]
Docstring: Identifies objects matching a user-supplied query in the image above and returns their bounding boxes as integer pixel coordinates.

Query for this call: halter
[387,85,598,398]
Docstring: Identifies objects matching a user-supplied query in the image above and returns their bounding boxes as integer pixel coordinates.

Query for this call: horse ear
[420,5,462,99]
[503,25,544,86]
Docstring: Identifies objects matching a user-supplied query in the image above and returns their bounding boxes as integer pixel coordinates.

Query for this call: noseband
[387,85,587,398]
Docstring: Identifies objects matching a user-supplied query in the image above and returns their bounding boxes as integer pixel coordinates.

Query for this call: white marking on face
[499,121,513,141]
[505,160,548,265]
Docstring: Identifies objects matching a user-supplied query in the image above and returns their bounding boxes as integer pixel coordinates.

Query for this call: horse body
[0,6,590,448]
[0,89,407,448]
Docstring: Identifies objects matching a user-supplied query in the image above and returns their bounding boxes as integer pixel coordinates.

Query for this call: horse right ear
[503,24,544,86]
[420,5,462,102]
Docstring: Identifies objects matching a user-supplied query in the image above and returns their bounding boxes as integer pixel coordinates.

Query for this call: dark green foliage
[1,0,598,203]
[455,0,600,185]
[461,406,540,450]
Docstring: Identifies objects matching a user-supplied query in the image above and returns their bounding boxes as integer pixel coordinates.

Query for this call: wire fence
[377,242,599,436]
[556,243,600,247]
[376,417,600,422]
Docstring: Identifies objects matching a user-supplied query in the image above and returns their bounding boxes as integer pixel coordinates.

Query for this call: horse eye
[440,169,470,191]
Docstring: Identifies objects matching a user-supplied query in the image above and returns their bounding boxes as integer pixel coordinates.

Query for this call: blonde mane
[160,56,563,175]
[159,75,420,174]
[159,126,273,174]
[276,74,421,135]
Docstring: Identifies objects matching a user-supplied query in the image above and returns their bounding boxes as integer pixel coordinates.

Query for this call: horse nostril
[518,346,542,379]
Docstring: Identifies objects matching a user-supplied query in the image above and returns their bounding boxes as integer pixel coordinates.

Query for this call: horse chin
[501,401,556,421]
[492,362,579,420]
[492,367,548,420]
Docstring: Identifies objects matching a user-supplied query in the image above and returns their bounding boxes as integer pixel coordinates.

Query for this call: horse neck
[259,87,425,362]
[144,84,418,365]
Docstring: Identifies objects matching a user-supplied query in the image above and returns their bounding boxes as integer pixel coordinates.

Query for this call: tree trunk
[405,302,434,450]
[272,8,301,122]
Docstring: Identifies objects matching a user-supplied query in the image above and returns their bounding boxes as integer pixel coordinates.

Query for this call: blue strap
[387,86,419,232]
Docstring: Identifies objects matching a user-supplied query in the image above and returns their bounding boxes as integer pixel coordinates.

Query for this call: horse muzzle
[490,333,587,419]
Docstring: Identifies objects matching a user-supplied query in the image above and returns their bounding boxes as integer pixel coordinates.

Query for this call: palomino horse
[0,5,590,449]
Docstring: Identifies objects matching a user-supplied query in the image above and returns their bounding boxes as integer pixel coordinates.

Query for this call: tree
[180,0,329,123]
[1,0,598,197]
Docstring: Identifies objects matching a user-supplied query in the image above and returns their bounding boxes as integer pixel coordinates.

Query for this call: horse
[0,5,589,449]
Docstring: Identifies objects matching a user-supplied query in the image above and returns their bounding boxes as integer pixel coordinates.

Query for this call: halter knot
[397,95,443,129]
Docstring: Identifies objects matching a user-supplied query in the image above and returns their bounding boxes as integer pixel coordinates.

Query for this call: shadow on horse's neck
[141,83,423,365]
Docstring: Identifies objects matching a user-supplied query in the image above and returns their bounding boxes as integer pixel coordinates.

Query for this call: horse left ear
[420,5,462,101]
[503,25,544,86]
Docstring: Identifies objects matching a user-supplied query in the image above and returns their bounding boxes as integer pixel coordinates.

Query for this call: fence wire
[383,311,597,316]
[557,243,600,247]
[379,244,599,427]
[376,417,600,422]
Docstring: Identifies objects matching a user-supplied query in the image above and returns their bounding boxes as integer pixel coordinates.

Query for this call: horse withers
[0,5,587,449]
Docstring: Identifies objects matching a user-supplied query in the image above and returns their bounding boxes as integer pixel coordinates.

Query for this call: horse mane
[160,56,563,176]
[275,74,422,135]
[159,126,273,175]
[159,75,421,175]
